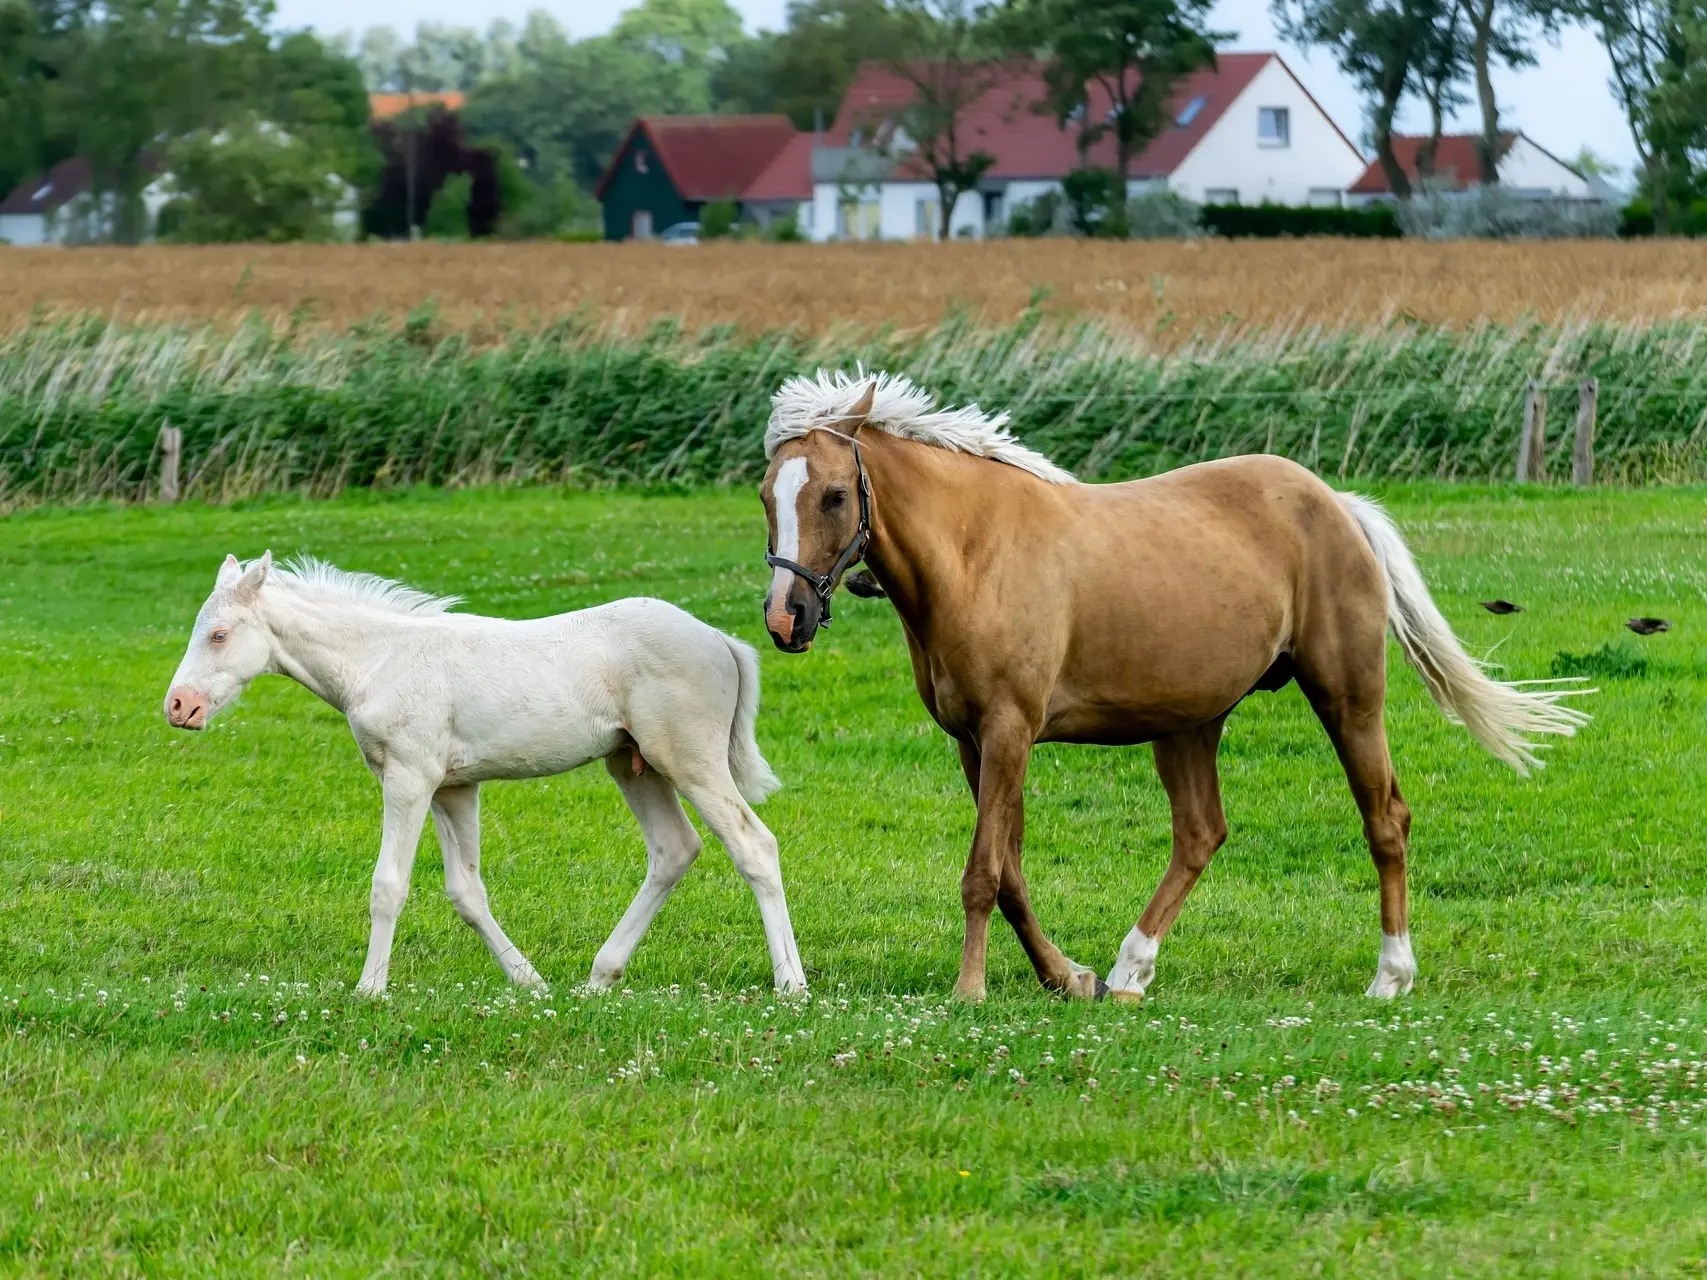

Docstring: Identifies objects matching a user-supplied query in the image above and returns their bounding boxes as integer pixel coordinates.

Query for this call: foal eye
[210,630,229,644]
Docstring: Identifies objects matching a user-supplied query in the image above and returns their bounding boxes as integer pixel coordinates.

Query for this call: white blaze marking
[768,456,809,609]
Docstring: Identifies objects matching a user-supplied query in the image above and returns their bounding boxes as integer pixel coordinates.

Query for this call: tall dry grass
[7,240,1707,338]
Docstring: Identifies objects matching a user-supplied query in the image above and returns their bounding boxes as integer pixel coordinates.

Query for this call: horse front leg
[954,738,1103,1001]
[354,771,433,998]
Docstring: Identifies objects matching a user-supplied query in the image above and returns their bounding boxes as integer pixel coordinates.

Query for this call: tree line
[2,0,1705,242]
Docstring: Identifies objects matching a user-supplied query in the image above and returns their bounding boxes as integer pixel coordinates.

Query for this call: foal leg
[585,753,704,991]
[1107,718,1227,1003]
[677,775,807,995]
[1305,688,1415,998]
[355,772,434,998]
[432,783,544,989]
[957,739,1101,1001]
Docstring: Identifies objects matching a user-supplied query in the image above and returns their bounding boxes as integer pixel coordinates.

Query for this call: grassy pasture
[2,484,1707,1275]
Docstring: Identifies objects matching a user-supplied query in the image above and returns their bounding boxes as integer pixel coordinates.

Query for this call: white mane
[765,368,1076,486]
[267,556,462,615]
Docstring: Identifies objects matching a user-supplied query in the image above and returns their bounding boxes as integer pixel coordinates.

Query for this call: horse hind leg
[1106,717,1227,1003]
[585,753,704,991]
[1298,663,1415,998]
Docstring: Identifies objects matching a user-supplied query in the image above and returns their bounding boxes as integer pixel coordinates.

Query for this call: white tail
[723,634,782,804]
[1339,493,1591,775]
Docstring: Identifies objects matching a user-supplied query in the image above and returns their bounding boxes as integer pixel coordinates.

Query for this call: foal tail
[722,633,782,805]
[1339,493,1591,775]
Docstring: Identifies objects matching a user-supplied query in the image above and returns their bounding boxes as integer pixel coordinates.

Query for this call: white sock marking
[768,456,809,606]
[1367,931,1417,998]
[1106,926,1159,997]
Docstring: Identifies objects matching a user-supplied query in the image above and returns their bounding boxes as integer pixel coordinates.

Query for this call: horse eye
[210,630,228,644]
[823,488,848,511]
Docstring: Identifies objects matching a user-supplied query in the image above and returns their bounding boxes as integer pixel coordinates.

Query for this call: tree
[1566,0,1703,229]
[1412,0,1469,180]
[1273,0,1448,200]
[158,117,348,242]
[881,0,1001,240]
[1005,0,1223,193]
[1460,0,1557,183]
[710,0,912,127]
[612,0,746,113]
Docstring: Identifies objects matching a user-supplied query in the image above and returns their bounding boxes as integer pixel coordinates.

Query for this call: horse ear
[216,554,242,589]
[233,550,272,602]
[848,382,877,420]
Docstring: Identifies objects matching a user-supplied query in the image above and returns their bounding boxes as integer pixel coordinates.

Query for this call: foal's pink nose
[165,686,208,730]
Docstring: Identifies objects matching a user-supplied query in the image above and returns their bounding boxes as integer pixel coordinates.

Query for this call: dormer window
[1258,107,1290,147]
[32,184,52,201]
[1175,96,1206,127]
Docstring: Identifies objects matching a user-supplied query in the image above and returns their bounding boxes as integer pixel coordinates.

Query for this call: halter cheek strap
[765,444,872,629]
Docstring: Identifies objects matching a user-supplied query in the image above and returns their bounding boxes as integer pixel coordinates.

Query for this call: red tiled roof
[824,53,1275,180]
[0,157,93,216]
[743,131,813,201]
[1348,132,1516,194]
[370,91,465,120]
[598,115,798,201]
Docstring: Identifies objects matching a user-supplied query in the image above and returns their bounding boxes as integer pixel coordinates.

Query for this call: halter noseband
[765,442,872,628]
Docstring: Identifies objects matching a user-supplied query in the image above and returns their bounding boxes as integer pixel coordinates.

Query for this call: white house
[803,53,1369,241]
[1346,132,1598,202]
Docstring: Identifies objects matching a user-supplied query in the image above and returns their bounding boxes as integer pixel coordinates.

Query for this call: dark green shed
[595,115,804,241]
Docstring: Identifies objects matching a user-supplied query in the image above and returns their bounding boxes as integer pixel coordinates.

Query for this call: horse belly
[443,688,622,784]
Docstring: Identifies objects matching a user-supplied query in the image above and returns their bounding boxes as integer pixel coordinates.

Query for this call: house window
[1175,96,1207,128]
[914,197,938,240]
[1308,188,1343,208]
[1258,107,1290,147]
[635,151,649,174]
[1204,188,1238,205]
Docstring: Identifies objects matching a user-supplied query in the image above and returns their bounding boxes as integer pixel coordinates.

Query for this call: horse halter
[765,443,872,629]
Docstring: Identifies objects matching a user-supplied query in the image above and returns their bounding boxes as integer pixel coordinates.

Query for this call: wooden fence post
[1573,377,1598,487]
[158,423,182,503]
[1516,382,1547,483]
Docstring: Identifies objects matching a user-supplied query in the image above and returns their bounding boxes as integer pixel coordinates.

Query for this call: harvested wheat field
[5,239,1707,335]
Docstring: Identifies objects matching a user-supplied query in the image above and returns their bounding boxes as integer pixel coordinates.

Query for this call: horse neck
[858,431,982,626]
[257,587,402,714]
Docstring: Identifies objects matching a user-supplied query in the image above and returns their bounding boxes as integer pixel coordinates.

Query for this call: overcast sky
[274,0,1638,177]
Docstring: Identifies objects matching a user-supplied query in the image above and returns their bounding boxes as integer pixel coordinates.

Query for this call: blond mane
[765,368,1076,485]
[269,556,462,615]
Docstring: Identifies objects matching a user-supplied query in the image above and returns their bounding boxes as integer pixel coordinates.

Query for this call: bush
[1061,167,1126,237]
[700,200,738,239]
[424,173,472,239]
[157,117,348,244]
[1125,191,1202,239]
[1008,189,1067,237]
[1202,201,1400,239]
[1620,197,1707,238]
[766,210,804,242]
[1398,182,1620,239]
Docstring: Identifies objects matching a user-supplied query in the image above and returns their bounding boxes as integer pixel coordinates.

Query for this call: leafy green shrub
[424,173,472,240]
[157,117,348,244]
[1202,202,1400,239]
[700,200,738,239]
[1008,189,1066,237]
[1061,167,1126,237]
[1399,183,1619,239]
[766,211,804,242]
[1125,191,1202,239]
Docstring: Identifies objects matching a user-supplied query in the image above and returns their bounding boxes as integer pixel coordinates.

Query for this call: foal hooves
[1108,988,1144,1006]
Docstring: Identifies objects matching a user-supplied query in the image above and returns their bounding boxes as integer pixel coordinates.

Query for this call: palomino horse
[165,554,806,996]
[760,371,1587,1003]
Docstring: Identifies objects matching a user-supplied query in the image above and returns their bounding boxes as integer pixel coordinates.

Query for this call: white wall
[1168,57,1367,206]
[808,181,984,241]
[0,214,48,246]
[1499,136,1593,198]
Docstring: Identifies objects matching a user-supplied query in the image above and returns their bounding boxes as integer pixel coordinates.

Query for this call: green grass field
[3,484,1706,1276]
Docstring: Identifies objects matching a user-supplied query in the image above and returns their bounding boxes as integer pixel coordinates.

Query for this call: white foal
[164,552,806,998]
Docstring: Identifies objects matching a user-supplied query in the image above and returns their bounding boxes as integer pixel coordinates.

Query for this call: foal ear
[232,549,273,602]
[216,554,242,589]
